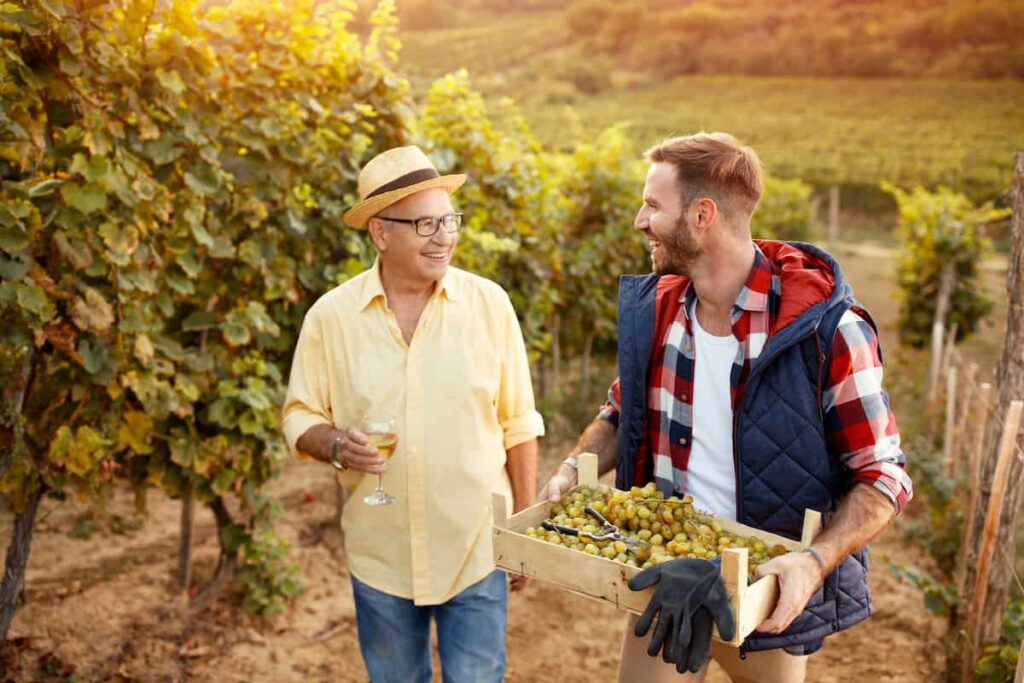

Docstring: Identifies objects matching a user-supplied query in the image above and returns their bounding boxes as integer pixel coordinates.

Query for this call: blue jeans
[351,571,508,683]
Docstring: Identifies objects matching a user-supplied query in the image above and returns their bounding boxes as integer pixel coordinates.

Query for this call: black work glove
[627,558,736,674]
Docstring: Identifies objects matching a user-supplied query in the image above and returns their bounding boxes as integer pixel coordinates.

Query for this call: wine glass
[361,416,397,506]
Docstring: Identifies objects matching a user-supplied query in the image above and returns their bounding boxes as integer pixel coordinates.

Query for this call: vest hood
[753,239,848,334]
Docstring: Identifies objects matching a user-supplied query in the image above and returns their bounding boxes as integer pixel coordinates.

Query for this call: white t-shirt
[686,299,739,521]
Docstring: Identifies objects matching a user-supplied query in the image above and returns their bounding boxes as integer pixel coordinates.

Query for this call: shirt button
[679,438,687,445]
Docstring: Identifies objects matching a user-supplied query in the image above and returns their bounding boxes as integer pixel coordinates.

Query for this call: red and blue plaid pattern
[598,247,912,512]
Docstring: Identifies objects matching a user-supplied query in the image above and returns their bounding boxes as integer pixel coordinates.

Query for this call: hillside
[394,3,1024,200]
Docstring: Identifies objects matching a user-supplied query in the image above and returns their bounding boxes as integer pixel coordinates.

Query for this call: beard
[654,213,702,276]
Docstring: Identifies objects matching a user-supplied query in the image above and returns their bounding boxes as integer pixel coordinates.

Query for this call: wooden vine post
[942,365,959,471]
[946,362,978,477]
[956,381,993,593]
[827,185,840,245]
[927,265,958,406]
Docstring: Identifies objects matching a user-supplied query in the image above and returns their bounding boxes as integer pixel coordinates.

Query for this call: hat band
[365,168,441,200]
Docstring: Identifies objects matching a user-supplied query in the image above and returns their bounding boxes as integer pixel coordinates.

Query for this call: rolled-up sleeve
[281,305,333,457]
[824,310,913,514]
[496,294,545,450]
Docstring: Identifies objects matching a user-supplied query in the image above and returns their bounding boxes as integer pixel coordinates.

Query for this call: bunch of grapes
[523,483,788,576]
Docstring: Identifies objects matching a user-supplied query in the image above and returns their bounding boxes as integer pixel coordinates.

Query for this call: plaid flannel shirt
[599,247,913,513]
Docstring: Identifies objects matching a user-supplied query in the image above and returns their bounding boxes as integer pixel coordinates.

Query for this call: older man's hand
[336,427,389,474]
[536,462,577,504]
[754,549,826,634]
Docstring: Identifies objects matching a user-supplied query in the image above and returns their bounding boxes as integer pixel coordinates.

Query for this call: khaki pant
[618,614,809,683]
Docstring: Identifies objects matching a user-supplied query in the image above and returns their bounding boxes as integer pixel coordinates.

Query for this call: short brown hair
[645,132,764,218]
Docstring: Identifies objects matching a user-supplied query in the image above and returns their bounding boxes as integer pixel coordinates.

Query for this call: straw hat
[343,146,466,229]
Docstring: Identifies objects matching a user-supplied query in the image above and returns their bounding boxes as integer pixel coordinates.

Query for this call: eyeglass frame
[375,212,464,237]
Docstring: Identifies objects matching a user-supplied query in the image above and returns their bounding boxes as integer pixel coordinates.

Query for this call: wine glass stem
[377,473,384,492]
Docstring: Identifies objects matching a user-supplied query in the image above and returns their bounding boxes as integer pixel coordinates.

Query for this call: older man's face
[372,188,457,286]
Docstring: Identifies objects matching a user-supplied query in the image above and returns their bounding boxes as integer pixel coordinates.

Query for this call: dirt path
[2,446,943,682]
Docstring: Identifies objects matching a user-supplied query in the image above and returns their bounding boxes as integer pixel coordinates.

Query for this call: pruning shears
[542,505,650,550]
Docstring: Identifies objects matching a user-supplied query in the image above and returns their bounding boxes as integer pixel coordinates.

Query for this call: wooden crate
[492,453,821,646]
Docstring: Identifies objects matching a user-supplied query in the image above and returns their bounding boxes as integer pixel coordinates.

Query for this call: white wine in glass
[362,417,397,506]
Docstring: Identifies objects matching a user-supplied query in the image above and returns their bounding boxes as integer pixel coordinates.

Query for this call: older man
[282,146,543,682]
[541,133,913,681]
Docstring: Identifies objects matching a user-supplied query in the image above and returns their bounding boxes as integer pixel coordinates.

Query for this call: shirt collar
[678,244,779,316]
[358,258,459,312]
[732,245,778,313]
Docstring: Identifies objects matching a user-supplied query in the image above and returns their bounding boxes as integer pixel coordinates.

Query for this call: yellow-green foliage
[884,182,1009,348]
[0,0,410,613]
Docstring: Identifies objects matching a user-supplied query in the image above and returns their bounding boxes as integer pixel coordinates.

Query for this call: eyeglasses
[377,212,464,237]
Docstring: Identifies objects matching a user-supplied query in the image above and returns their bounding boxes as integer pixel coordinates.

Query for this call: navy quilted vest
[613,242,873,653]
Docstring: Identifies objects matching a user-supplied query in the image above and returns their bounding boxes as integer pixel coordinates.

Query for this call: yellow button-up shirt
[282,261,544,605]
